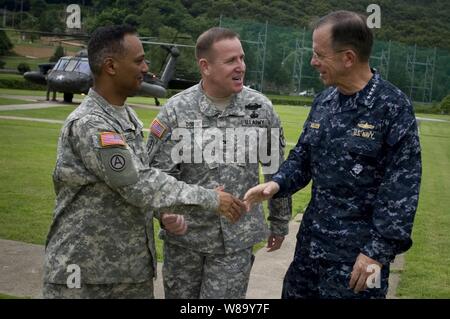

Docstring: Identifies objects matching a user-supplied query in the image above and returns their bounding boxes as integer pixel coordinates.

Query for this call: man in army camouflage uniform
[43,25,245,299]
[244,11,422,298]
[146,27,292,299]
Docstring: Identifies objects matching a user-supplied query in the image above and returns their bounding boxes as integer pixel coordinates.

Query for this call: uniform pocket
[342,138,382,186]
[345,138,382,159]
[302,126,323,146]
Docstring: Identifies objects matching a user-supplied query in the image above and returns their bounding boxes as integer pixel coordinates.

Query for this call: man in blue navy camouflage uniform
[244,10,421,298]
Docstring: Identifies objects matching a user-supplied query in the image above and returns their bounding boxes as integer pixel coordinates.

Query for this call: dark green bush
[440,95,450,114]
[17,63,31,75]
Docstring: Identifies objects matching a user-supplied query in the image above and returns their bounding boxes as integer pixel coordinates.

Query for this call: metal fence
[220,17,450,103]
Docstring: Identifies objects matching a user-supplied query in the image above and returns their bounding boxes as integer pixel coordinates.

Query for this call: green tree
[49,46,65,63]
[0,30,13,56]
[17,62,30,74]
[440,94,450,114]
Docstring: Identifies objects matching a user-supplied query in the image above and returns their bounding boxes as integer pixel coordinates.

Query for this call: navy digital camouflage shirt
[272,70,422,265]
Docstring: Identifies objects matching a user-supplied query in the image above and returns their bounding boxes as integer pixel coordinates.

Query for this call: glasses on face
[311,49,348,61]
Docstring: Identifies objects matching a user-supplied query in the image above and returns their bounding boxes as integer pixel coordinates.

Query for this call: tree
[440,94,450,114]
[17,62,30,74]
[49,45,65,62]
[0,30,13,56]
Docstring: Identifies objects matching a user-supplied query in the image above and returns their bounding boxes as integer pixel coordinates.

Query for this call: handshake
[162,181,281,234]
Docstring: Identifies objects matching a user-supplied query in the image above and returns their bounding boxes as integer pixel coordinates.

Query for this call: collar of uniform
[323,68,380,114]
[354,68,380,109]
[127,108,144,134]
[197,82,245,117]
[221,91,246,117]
[88,88,137,132]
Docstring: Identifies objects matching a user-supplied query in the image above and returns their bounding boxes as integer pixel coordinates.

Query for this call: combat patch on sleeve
[150,118,167,139]
[99,132,126,147]
[99,147,138,188]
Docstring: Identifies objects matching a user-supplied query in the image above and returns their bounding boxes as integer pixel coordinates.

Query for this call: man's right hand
[243,181,280,212]
[215,186,245,223]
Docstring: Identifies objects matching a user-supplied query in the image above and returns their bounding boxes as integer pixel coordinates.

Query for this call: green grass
[1,103,450,297]
[0,106,76,120]
[128,96,168,106]
[0,74,24,80]
[416,114,450,121]
[267,94,314,103]
[0,293,28,299]
[0,88,48,97]
[0,97,33,105]
[0,120,58,244]
[0,103,310,262]
[396,121,450,298]
[1,55,49,71]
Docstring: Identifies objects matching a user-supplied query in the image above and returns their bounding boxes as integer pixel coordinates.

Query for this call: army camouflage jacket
[273,70,422,265]
[147,83,292,254]
[44,89,219,284]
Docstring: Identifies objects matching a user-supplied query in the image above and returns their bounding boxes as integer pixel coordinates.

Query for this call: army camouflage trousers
[282,247,389,299]
[42,280,154,299]
[163,242,254,299]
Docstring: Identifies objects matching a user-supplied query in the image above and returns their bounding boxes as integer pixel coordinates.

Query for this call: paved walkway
[0,214,403,299]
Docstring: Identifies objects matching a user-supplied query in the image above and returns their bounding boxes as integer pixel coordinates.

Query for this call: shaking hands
[162,182,281,232]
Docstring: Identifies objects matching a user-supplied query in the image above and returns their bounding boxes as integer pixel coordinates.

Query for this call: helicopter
[23,43,198,105]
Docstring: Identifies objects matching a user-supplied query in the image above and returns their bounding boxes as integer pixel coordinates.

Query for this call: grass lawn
[0,88,48,97]
[0,293,28,299]
[0,74,25,80]
[0,101,449,297]
[1,55,49,71]
[396,121,450,298]
[0,103,309,261]
[0,97,34,105]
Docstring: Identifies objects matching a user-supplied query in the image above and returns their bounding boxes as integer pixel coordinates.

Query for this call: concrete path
[0,213,403,299]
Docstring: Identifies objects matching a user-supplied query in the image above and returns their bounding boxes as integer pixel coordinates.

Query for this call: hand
[214,186,246,224]
[349,253,382,293]
[243,181,280,212]
[161,213,187,235]
[266,234,285,252]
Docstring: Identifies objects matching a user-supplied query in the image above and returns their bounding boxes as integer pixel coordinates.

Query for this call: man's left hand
[349,253,382,293]
[161,213,187,235]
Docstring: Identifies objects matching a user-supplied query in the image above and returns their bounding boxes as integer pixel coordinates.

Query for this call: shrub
[440,95,450,114]
[49,46,65,63]
[17,63,31,74]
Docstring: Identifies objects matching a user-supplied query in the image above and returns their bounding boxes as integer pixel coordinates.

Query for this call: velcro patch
[100,132,125,147]
[150,118,167,139]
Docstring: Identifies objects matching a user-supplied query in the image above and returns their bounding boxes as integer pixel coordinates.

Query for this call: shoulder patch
[100,132,125,147]
[150,118,167,139]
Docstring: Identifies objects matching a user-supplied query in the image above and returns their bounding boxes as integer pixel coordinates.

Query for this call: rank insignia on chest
[99,132,125,147]
[245,103,262,118]
[357,122,375,129]
[150,118,167,139]
[310,122,320,129]
[179,120,203,128]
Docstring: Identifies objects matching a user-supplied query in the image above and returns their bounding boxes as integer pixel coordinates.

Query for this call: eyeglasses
[311,49,349,61]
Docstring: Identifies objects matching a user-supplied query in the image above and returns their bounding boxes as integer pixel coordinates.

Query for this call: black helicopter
[23,44,198,105]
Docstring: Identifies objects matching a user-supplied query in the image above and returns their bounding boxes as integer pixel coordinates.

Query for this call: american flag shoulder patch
[150,118,167,139]
[100,132,125,147]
